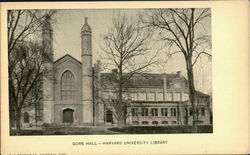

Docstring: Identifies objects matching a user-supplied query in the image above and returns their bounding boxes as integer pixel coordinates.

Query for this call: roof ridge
[54,54,82,64]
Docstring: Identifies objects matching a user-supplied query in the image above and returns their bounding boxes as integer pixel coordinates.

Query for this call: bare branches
[100,13,157,126]
[8,10,56,131]
[142,8,211,132]
[8,10,56,55]
[142,8,211,62]
[192,51,212,66]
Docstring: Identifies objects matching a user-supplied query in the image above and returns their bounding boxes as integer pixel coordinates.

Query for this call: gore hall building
[20,17,212,127]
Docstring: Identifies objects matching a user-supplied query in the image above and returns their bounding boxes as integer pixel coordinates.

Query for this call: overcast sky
[51,9,212,94]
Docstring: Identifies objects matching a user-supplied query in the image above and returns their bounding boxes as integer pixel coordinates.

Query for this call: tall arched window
[61,70,75,100]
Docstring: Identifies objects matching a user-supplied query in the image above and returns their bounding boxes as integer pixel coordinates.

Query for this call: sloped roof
[54,54,82,65]
[100,72,187,88]
[195,91,210,98]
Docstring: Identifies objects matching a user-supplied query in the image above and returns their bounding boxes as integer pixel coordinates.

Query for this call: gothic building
[20,17,212,127]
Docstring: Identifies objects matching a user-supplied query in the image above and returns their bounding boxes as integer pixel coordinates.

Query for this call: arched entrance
[63,109,74,123]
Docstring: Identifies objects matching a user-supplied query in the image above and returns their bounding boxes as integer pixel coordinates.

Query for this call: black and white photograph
[8,8,212,136]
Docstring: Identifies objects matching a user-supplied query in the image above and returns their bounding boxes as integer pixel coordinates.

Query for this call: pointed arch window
[61,70,75,100]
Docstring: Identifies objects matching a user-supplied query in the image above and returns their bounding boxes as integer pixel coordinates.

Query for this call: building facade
[20,17,212,127]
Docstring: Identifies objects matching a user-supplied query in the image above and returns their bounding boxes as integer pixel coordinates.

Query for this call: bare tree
[100,13,158,127]
[8,10,56,134]
[142,8,211,132]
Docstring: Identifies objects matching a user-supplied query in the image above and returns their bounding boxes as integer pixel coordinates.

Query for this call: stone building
[20,17,212,127]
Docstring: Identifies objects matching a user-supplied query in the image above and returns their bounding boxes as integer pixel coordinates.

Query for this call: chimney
[177,71,182,77]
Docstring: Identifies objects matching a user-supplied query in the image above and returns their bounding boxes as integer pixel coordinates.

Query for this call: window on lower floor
[201,107,205,116]
[161,108,168,116]
[106,110,113,123]
[189,108,192,116]
[170,108,177,117]
[152,121,158,125]
[185,108,188,117]
[141,108,148,117]
[197,120,203,123]
[131,108,138,116]
[162,121,168,124]
[132,121,139,125]
[142,121,149,125]
[23,112,29,123]
[151,108,158,116]
[171,121,177,124]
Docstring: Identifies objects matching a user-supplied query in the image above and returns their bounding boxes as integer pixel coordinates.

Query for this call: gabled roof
[54,54,82,65]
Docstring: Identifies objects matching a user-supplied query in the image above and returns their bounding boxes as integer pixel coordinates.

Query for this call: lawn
[107,125,213,134]
[10,125,212,135]
[10,126,121,135]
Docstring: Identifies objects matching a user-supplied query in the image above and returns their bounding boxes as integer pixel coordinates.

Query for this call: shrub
[53,131,66,135]
[41,123,59,128]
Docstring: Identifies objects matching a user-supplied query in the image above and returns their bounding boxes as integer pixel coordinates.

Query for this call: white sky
[51,9,212,94]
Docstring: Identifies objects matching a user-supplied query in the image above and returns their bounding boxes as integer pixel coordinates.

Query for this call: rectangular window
[182,93,189,101]
[171,108,177,117]
[102,92,109,100]
[174,83,181,88]
[130,93,138,100]
[173,93,181,101]
[110,92,116,99]
[161,108,168,116]
[201,107,205,116]
[189,108,192,116]
[122,93,128,100]
[131,108,138,116]
[166,93,172,101]
[156,92,163,101]
[141,108,148,117]
[151,108,158,116]
[138,92,146,101]
[147,93,155,101]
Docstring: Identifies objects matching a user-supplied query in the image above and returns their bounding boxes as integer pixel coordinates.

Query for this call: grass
[10,125,213,135]
[10,126,121,135]
[108,125,213,134]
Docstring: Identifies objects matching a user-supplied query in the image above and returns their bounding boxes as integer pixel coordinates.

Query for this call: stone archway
[63,109,74,123]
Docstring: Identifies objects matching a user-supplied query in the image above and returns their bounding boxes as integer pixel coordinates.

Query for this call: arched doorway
[106,110,113,123]
[63,109,74,123]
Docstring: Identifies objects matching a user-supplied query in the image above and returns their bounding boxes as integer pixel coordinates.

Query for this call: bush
[10,129,43,135]
[41,123,59,128]
[53,131,66,135]
[108,125,213,134]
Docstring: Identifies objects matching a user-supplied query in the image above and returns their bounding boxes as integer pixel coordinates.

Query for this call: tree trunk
[15,108,21,135]
[186,58,198,133]
[35,102,38,127]
[117,118,124,127]
[117,65,126,127]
